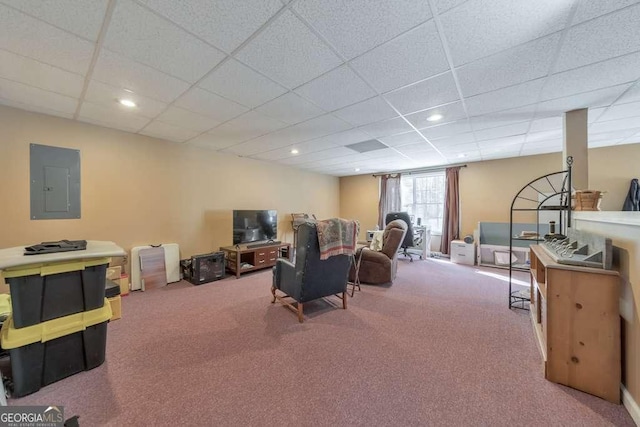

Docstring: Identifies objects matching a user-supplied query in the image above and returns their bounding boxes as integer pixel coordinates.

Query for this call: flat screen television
[233,210,277,245]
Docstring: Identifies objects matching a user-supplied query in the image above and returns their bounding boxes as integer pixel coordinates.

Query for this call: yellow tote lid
[1,298,112,349]
[0,294,11,316]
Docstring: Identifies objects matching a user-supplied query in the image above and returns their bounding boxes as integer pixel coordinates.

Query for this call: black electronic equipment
[181,252,225,285]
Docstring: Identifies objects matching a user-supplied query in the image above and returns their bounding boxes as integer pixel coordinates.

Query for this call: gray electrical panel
[30,143,81,220]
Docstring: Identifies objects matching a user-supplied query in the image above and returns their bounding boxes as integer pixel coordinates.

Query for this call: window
[400,172,445,233]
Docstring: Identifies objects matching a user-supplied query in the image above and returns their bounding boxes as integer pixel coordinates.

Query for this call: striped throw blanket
[316,218,359,260]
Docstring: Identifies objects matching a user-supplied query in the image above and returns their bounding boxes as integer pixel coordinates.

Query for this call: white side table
[450,240,475,265]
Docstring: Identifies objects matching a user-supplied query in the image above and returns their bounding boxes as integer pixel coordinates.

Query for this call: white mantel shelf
[573,211,640,227]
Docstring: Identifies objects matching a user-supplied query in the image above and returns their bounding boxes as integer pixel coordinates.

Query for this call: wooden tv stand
[220,242,291,279]
[529,244,620,403]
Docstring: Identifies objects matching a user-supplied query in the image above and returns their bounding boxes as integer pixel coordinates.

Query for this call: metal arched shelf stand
[508,157,573,310]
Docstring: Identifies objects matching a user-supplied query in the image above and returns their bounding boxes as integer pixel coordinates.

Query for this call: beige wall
[339,174,378,240]
[0,105,339,264]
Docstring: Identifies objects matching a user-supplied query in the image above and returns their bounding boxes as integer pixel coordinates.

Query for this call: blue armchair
[271,222,351,322]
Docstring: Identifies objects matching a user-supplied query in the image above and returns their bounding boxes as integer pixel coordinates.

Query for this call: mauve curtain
[378,174,401,229]
[440,167,461,254]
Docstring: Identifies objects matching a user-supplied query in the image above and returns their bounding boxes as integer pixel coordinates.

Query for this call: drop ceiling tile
[92,50,190,103]
[188,133,238,151]
[292,0,431,60]
[294,65,376,111]
[590,128,639,142]
[481,148,523,160]
[236,10,342,88]
[333,97,398,126]
[175,87,249,122]
[362,148,403,160]
[379,131,424,147]
[359,117,414,138]
[588,107,607,123]
[433,139,478,152]
[84,80,168,118]
[198,59,287,108]
[0,4,94,74]
[529,116,562,133]
[616,82,640,105]
[225,114,350,156]
[572,0,639,25]
[620,133,640,145]
[521,138,562,150]
[432,133,477,147]
[255,92,325,125]
[78,101,150,132]
[136,0,283,53]
[445,151,482,162]
[155,106,220,133]
[468,106,535,131]
[536,84,631,117]
[394,142,436,155]
[477,134,526,149]
[474,121,530,142]
[280,147,357,165]
[0,49,84,98]
[350,21,449,93]
[140,120,200,143]
[589,116,640,134]
[307,129,372,147]
[433,0,469,14]
[441,0,572,66]
[465,79,545,116]
[105,0,225,82]
[405,102,468,129]
[251,147,298,161]
[1,0,108,40]
[205,110,288,144]
[555,4,640,72]
[457,34,560,98]
[0,77,77,114]
[0,97,74,119]
[420,120,472,140]
[384,72,460,115]
[286,114,352,141]
[526,129,563,143]
[542,51,640,101]
[597,101,640,122]
[293,136,345,153]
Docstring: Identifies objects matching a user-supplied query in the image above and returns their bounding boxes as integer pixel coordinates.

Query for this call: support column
[563,108,588,189]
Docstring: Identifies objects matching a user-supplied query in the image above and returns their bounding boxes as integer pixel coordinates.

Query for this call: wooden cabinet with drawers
[220,243,291,279]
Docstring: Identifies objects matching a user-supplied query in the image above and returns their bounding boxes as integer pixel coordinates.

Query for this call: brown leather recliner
[350,219,408,285]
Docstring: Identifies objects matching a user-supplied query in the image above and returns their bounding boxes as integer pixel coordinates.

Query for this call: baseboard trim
[622,385,640,426]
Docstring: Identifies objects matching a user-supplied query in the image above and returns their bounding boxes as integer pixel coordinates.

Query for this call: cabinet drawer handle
[258,260,265,264]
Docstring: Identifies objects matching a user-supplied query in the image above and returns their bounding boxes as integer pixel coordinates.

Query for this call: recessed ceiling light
[355,168,360,172]
[118,99,136,108]
[426,114,443,122]
[291,149,299,154]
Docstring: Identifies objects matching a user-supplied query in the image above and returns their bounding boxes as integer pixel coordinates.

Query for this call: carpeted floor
[8,258,635,426]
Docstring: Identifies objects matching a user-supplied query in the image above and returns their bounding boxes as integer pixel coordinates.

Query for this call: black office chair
[385,212,416,262]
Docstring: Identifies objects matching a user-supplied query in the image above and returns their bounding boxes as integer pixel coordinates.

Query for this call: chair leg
[342,292,347,309]
[297,302,304,323]
[271,286,276,303]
